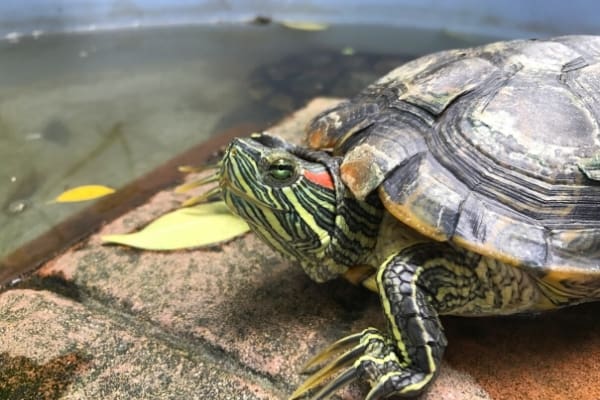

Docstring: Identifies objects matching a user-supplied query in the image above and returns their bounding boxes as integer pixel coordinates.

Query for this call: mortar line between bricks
[56,287,294,399]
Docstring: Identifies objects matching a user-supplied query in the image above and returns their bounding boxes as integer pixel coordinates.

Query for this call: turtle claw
[289,327,436,400]
[301,331,364,372]
[297,368,358,400]
[290,342,367,399]
[290,328,379,400]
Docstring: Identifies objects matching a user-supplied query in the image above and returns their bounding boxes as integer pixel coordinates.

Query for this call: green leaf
[101,201,250,250]
[54,185,116,202]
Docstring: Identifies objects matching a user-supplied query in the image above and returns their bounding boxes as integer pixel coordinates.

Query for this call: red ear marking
[303,170,334,190]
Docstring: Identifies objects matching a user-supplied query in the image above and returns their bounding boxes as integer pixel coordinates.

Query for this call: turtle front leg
[291,243,484,400]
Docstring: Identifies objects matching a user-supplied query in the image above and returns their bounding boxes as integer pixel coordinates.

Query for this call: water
[0,23,502,264]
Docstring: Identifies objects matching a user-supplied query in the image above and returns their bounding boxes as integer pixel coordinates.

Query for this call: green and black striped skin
[218,36,600,400]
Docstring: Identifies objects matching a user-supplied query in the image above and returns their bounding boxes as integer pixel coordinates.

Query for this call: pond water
[0,23,503,268]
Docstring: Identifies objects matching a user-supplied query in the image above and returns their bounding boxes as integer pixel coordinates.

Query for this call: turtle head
[219,133,382,282]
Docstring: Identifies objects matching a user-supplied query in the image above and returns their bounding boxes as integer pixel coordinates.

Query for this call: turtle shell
[306,35,600,284]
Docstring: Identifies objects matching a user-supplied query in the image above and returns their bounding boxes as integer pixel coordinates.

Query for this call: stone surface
[444,302,600,400]
[1,98,597,400]
[0,289,277,400]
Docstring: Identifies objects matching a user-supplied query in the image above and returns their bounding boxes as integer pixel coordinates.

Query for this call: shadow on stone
[0,352,91,400]
[443,301,600,400]
[218,262,380,341]
[8,273,82,302]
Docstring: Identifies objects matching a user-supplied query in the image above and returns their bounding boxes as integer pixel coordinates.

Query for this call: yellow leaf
[280,21,329,31]
[54,185,116,203]
[101,201,250,250]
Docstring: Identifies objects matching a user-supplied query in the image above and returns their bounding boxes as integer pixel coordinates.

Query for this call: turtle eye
[267,159,296,182]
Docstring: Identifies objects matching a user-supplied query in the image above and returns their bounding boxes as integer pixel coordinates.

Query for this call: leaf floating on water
[280,21,329,31]
[101,201,250,250]
[54,185,116,203]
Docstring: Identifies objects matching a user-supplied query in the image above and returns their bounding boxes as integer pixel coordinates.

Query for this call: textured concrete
[1,98,598,400]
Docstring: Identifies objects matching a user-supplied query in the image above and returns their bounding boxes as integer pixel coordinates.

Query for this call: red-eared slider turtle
[214,35,600,399]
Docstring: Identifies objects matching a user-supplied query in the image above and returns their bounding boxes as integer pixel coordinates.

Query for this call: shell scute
[339,110,430,200]
[379,154,467,242]
[398,56,497,115]
[452,193,549,267]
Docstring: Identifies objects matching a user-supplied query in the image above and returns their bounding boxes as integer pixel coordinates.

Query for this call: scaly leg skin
[291,243,490,399]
